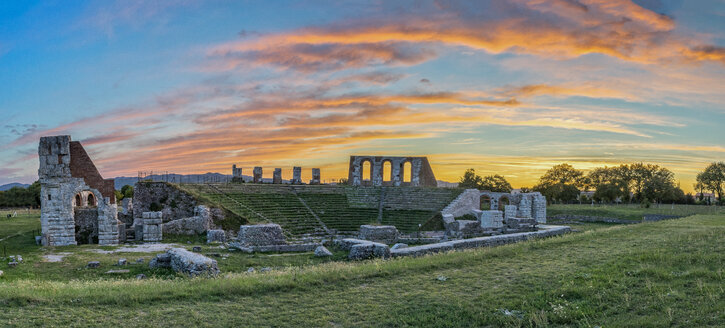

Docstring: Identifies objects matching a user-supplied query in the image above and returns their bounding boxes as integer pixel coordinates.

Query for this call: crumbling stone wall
[38,135,120,246]
[132,182,199,224]
[348,156,437,187]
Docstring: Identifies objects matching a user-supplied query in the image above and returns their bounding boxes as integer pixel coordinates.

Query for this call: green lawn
[0,213,722,327]
[548,203,725,221]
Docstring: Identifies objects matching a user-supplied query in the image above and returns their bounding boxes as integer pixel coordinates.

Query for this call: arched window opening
[383,161,392,182]
[87,193,96,207]
[75,194,82,207]
[499,196,510,207]
[402,161,412,183]
[362,160,372,181]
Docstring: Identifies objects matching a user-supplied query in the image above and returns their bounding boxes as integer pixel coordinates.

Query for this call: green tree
[479,174,513,192]
[458,168,483,189]
[696,162,725,202]
[121,185,134,199]
[533,164,584,203]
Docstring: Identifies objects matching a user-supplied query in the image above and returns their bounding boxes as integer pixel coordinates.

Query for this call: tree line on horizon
[459,162,725,205]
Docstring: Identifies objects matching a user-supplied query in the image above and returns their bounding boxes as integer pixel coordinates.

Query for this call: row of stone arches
[73,192,97,208]
[479,192,511,210]
[360,160,413,183]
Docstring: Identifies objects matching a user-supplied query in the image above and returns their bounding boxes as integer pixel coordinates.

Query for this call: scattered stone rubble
[149,248,219,276]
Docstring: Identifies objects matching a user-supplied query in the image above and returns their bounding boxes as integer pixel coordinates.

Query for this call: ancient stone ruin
[440,189,547,238]
[38,136,120,246]
[348,156,437,187]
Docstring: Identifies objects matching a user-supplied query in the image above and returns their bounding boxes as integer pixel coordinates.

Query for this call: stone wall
[38,135,120,246]
[348,156,437,187]
[163,205,217,235]
[133,182,199,224]
[440,189,480,218]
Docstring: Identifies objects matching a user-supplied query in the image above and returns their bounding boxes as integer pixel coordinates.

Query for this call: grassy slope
[0,215,722,327]
[548,204,725,221]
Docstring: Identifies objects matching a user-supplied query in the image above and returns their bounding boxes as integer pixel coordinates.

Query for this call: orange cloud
[208,0,720,73]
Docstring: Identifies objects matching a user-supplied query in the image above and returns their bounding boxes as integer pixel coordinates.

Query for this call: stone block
[348,242,390,260]
[206,229,226,243]
[314,245,333,257]
[167,248,220,276]
[358,225,398,244]
[237,223,286,246]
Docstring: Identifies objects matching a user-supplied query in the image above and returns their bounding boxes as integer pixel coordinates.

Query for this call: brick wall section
[69,141,115,204]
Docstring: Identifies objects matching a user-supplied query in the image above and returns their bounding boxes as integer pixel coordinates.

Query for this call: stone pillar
[232,165,243,182]
[504,205,517,221]
[531,193,547,223]
[273,168,282,184]
[490,197,499,210]
[253,167,263,183]
[292,167,302,184]
[517,195,532,218]
[480,210,504,229]
[310,168,321,185]
[142,211,163,242]
[372,160,383,186]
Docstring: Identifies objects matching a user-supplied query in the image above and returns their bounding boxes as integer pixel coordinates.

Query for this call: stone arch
[361,159,373,184]
[499,195,510,207]
[74,194,82,207]
[401,161,412,183]
[87,193,96,207]
[480,194,492,210]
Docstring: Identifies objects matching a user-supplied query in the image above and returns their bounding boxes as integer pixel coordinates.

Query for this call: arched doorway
[87,193,96,207]
[480,194,491,210]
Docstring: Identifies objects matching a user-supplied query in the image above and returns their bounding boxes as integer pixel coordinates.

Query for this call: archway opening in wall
[499,196,510,207]
[480,195,491,210]
[362,160,372,182]
[382,160,392,183]
[75,194,82,207]
[87,193,96,207]
[402,161,412,183]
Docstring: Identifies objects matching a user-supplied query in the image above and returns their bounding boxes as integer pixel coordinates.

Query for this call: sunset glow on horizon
[1,0,724,192]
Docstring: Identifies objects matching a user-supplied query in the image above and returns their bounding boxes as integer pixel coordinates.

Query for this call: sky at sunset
[1,0,724,191]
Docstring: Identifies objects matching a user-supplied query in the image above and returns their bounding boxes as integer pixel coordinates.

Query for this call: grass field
[548,203,725,221]
[0,212,722,326]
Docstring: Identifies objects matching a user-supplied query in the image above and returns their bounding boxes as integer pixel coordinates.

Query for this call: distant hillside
[0,183,30,191]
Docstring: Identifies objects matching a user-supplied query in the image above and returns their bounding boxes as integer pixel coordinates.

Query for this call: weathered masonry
[38,136,120,246]
[348,156,437,187]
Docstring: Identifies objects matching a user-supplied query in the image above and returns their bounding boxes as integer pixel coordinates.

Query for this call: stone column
[253,167,263,183]
[142,211,163,242]
[273,168,282,184]
[531,194,547,223]
[504,205,517,221]
[292,167,302,184]
[517,195,532,218]
[232,165,242,182]
[310,168,321,185]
